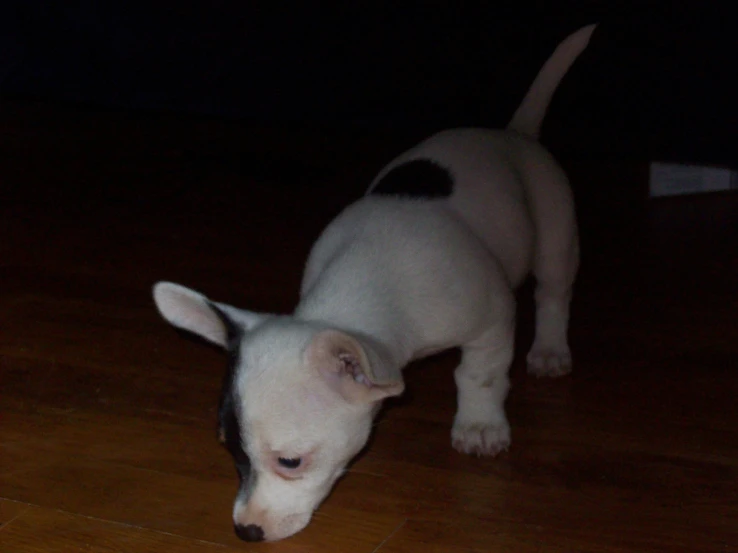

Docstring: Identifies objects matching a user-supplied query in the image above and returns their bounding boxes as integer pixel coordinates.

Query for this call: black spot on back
[370,159,453,198]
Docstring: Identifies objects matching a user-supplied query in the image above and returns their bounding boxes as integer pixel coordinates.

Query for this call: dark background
[0,2,734,163]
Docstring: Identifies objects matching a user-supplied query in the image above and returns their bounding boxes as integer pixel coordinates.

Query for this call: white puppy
[153,24,596,542]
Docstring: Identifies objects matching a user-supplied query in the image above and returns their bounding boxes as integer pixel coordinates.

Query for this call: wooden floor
[1,102,737,552]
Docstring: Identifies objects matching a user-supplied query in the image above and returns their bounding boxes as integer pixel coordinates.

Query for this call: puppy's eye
[277,457,302,469]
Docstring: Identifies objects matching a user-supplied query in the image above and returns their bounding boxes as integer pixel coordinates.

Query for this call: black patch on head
[370,159,454,199]
[219,383,251,482]
[208,302,243,352]
[211,304,253,485]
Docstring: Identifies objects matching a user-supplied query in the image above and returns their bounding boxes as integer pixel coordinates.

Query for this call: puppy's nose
[234,523,265,542]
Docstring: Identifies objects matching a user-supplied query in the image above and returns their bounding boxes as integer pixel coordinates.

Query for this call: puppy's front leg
[452,320,515,457]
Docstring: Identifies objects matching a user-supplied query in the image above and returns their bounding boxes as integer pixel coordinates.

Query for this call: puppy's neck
[295,292,410,374]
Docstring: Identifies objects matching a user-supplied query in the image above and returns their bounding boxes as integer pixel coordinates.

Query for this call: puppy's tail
[507,23,597,139]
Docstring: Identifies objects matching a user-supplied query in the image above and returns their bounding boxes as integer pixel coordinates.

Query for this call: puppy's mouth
[275,512,313,540]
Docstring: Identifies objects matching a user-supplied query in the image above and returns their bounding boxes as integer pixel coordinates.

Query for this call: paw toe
[527,348,572,378]
[452,422,510,457]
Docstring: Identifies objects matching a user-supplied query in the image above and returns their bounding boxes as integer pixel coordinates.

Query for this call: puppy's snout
[234,523,265,542]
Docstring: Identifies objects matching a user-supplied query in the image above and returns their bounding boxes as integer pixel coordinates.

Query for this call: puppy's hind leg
[452,315,515,457]
[525,161,579,377]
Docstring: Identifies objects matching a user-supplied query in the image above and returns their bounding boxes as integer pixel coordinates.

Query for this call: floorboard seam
[371,518,407,553]
[0,500,32,535]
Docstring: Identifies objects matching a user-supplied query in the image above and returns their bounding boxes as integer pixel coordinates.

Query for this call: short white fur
[153,24,596,542]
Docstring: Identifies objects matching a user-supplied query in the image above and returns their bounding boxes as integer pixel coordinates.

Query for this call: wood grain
[0,499,30,532]
[1,100,737,552]
[0,505,268,553]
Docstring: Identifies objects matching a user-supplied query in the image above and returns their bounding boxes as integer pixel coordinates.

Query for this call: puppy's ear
[307,330,404,404]
[152,281,265,347]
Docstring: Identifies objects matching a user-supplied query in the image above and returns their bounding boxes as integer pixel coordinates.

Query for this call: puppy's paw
[526,346,572,378]
[452,420,510,457]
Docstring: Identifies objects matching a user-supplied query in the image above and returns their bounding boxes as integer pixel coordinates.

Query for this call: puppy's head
[153,282,404,542]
